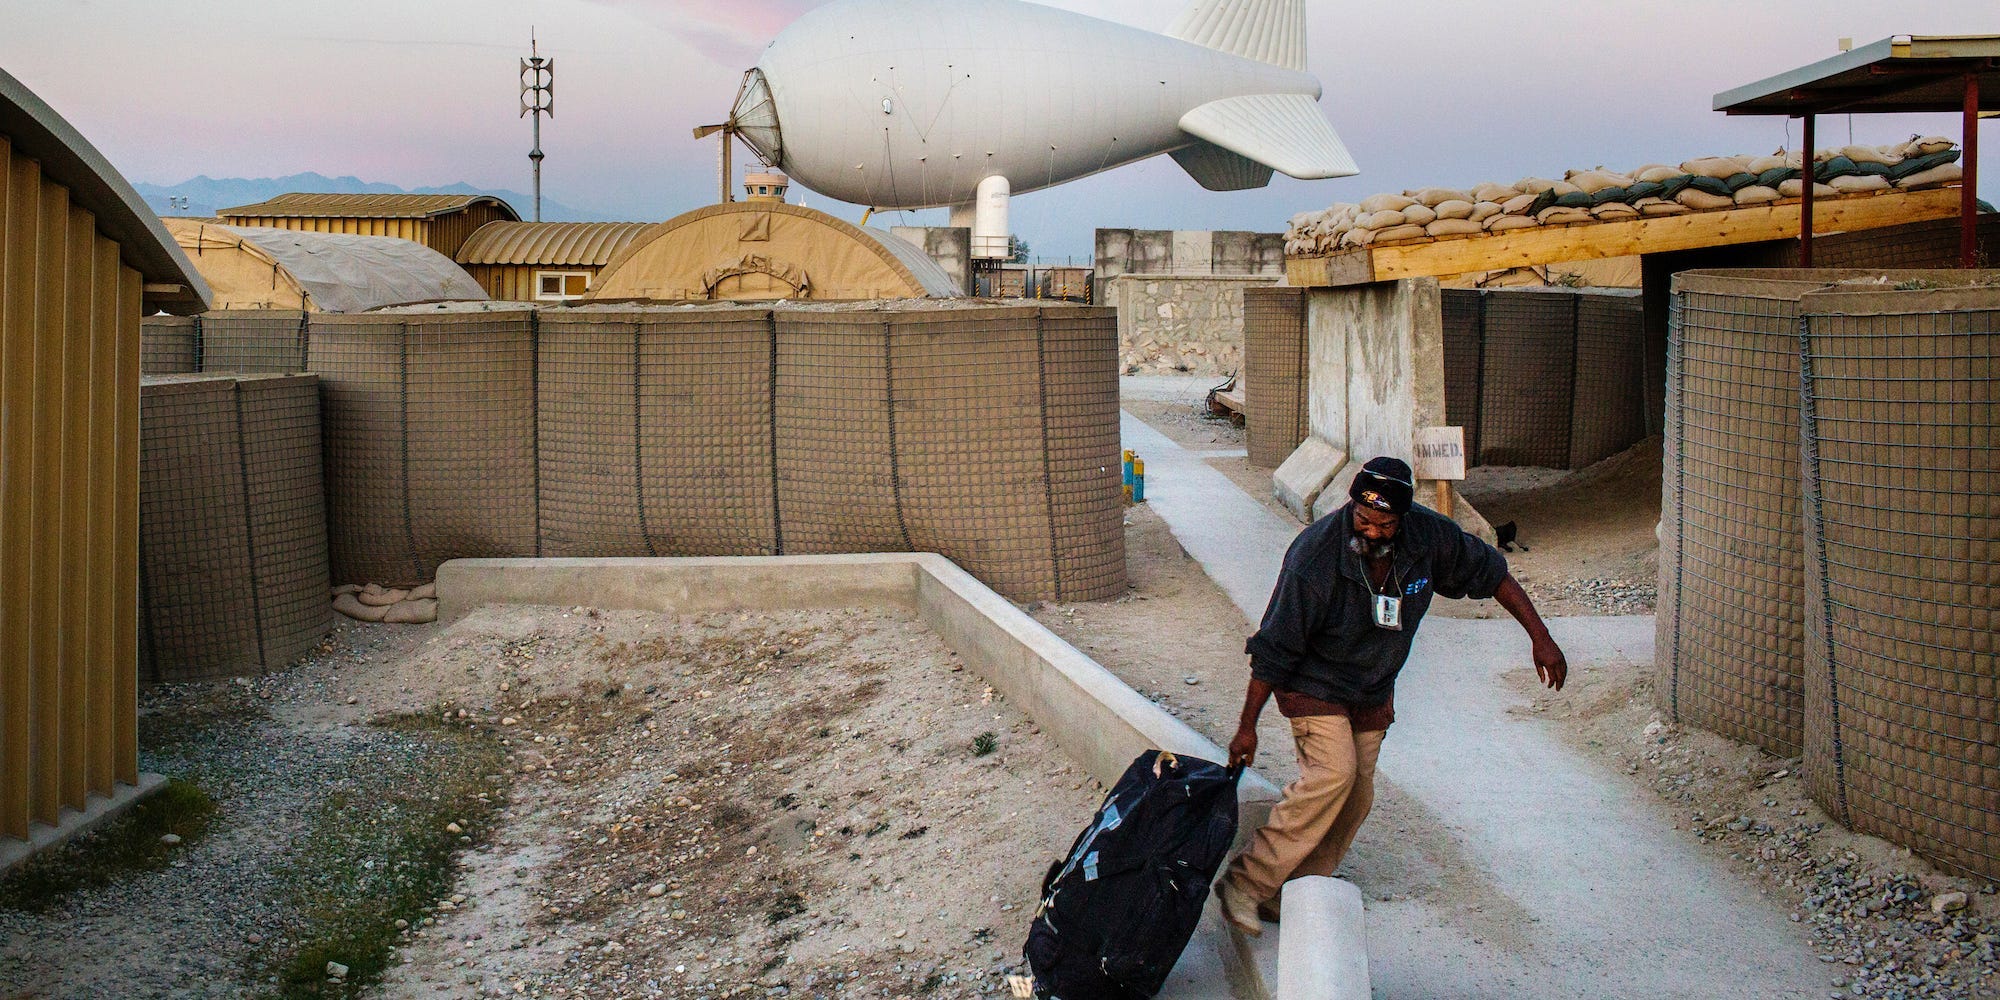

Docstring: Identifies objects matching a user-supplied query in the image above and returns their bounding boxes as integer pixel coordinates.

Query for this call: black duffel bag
[1021,750,1241,1000]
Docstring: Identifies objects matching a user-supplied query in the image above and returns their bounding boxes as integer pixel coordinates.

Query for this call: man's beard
[1348,534,1394,560]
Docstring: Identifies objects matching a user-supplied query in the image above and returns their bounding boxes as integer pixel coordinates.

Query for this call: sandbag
[1486,214,1542,232]
[1655,175,1697,198]
[1554,191,1595,209]
[1433,199,1477,221]
[1748,153,1800,173]
[1591,202,1640,220]
[1841,144,1901,166]
[1412,187,1472,207]
[1426,218,1484,237]
[333,593,389,623]
[1722,172,1761,192]
[1514,177,1561,195]
[1401,203,1439,226]
[1682,157,1749,179]
[1815,156,1859,181]
[1535,206,1593,225]
[1889,149,1960,180]
[1589,186,1631,206]
[1901,136,1954,157]
[1895,163,1964,189]
[1468,201,1503,223]
[1853,161,1896,178]
[1373,224,1431,244]
[382,598,438,625]
[1640,201,1691,217]
[1472,183,1520,203]
[1625,180,1666,200]
[1360,193,1417,213]
[356,587,410,608]
[1777,179,1838,199]
[1501,193,1539,215]
[1359,209,1407,230]
[407,581,437,601]
[1756,166,1800,188]
[1674,188,1736,211]
[1733,185,1782,206]
[1635,165,1681,183]
[1826,173,1891,193]
[1566,169,1633,194]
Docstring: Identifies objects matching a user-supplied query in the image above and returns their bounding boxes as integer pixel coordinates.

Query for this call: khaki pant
[1225,714,1386,901]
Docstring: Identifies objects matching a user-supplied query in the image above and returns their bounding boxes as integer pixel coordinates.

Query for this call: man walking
[1213,456,1567,936]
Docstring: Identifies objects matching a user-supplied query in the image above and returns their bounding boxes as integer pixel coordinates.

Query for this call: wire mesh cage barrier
[1658,273,1818,758]
[1658,269,2000,881]
[1798,284,2000,881]
[1242,287,1310,468]
[139,374,334,681]
[302,305,1124,604]
[1438,288,1648,471]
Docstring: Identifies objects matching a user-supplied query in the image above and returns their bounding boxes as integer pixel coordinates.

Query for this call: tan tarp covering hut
[588,202,963,302]
[163,219,487,313]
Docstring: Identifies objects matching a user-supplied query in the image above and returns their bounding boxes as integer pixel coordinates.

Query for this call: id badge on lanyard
[1373,592,1403,631]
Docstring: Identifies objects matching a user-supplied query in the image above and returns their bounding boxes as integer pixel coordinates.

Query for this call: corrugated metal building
[455,221,651,302]
[1,67,210,866]
[216,192,519,260]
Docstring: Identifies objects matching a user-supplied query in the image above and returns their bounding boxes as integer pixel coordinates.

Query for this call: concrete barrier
[1276,877,1370,1000]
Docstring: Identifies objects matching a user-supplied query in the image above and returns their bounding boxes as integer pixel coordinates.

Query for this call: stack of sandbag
[1286,137,1965,255]
[333,581,438,624]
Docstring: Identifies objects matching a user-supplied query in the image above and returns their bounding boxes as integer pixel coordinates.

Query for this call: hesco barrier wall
[1438,288,1647,470]
[139,374,333,681]
[1798,284,2000,880]
[1658,273,1818,757]
[1241,287,1309,467]
[296,304,1122,603]
[141,315,198,375]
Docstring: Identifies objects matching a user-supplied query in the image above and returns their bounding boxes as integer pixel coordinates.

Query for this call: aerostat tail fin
[1179,93,1359,181]
[1167,0,1306,72]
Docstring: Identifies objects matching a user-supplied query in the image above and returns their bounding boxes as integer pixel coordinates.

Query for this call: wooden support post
[1964,71,1981,269]
[1801,113,1816,268]
[1434,481,1453,519]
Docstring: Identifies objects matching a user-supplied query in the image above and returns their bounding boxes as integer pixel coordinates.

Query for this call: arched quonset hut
[2,65,210,864]
[455,221,653,303]
[587,202,962,302]
[217,192,518,259]
[162,220,487,312]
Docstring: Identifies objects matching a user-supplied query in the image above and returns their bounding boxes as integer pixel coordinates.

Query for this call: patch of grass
[972,732,999,757]
[265,713,510,999]
[921,972,946,993]
[0,779,216,912]
[766,890,805,925]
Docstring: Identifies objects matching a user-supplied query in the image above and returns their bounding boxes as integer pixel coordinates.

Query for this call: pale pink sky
[4,0,1992,257]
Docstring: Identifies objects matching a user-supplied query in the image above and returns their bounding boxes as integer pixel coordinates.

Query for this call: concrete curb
[436,554,1285,995]
[1276,877,1369,1000]
[0,773,169,876]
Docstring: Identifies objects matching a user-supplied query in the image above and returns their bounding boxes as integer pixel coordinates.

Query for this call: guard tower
[745,172,790,204]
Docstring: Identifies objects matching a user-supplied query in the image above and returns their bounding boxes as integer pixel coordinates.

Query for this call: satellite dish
[693,70,783,204]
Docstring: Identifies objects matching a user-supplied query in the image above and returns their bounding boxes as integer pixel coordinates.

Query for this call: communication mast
[520,32,555,222]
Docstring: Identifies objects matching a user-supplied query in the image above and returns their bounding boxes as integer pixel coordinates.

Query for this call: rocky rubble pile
[1285,137,1966,255]
[1635,721,1998,1000]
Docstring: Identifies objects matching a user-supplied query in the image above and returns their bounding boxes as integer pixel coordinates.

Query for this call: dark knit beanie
[1349,456,1415,515]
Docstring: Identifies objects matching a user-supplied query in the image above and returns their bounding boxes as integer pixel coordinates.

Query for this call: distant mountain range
[131,172,620,223]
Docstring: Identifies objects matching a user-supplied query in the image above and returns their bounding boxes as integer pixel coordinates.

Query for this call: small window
[535,270,591,302]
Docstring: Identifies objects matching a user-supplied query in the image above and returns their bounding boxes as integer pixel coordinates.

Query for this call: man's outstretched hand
[1533,635,1568,691]
[1228,725,1258,768]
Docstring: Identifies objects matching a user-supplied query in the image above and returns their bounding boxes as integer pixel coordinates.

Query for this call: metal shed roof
[0,66,210,314]
[1715,35,2000,115]
[455,221,653,266]
[219,192,521,221]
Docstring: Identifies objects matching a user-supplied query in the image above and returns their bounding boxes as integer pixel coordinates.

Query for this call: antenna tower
[520,31,555,222]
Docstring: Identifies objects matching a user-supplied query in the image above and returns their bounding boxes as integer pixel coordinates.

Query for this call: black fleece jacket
[1245,501,1509,708]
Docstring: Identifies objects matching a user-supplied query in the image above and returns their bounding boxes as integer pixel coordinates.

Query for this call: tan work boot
[1213,875,1264,938]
